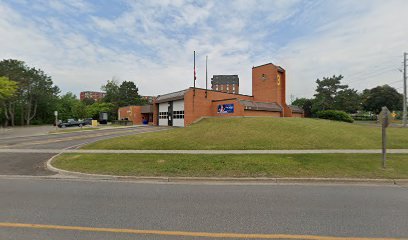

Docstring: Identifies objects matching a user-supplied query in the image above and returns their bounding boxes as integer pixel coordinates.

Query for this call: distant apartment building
[211,75,239,94]
[80,91,106,101]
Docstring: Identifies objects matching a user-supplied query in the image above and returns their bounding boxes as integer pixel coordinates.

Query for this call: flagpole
[193,51,196,96]
[205,55,208,98]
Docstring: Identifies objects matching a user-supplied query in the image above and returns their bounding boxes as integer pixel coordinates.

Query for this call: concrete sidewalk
[1,148,408,154]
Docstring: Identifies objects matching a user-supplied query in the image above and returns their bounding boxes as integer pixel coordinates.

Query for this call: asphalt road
[0,126,169,175]
[0,178,407,240]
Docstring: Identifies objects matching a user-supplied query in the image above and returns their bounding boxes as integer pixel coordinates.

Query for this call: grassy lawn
[53,153,408,179]
[83,118,408,150]
[49,127,99,134]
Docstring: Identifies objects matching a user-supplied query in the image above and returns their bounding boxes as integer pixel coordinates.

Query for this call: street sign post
[54,111,58,131]
[379,106,391,168]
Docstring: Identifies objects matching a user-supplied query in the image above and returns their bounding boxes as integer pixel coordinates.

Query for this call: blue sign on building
[217,104,234,114]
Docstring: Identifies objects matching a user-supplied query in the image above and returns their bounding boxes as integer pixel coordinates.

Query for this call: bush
[316,110,354,123]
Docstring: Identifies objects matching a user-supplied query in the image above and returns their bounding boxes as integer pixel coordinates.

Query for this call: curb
[46,156,408,186]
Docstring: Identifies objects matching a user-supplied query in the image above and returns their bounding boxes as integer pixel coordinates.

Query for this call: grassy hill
[83,118,408,150]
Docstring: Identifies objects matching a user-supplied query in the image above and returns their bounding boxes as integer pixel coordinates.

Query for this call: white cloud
[1,0,406,102]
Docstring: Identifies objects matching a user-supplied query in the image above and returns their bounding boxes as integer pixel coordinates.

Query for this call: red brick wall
[184,88,253,126]
[118,106,143,125]
[243,110,281,117]
[252,64,284,104]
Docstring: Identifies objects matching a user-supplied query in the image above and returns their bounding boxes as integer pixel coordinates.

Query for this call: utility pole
[404,52,407,127]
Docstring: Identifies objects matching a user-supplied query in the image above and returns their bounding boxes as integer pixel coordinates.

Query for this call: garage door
[172,100,184,127]
[158,103,168,126]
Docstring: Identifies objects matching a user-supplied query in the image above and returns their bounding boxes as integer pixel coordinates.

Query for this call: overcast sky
[1,0,407,101]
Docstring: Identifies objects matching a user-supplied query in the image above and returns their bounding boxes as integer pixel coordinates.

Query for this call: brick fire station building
[118,63,303,127]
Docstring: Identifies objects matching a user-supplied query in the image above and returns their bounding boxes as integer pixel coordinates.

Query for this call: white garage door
[158,103,168,126]
[172,100,184,127]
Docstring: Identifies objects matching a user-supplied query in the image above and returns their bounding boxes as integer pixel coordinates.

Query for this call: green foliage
[86,102,115,119]
[81,97,95,105]
[0,76,18,100]
[0,59,60,126]
[292,98,313,117]
[316,110,354,123]
[313,75,348,112]
[333,88,361,113]
[362,85,402,114]
[56,92,79,121]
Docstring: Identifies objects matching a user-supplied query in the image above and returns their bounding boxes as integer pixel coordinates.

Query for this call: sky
[1,0,407,101]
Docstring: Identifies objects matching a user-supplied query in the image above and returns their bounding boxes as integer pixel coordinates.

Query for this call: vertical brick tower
[252,63,292,117]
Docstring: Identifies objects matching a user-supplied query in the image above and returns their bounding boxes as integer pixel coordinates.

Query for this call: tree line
[0,59,146,127]
[292,75,403,118]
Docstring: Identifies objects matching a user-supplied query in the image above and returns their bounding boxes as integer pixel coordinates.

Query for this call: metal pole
[205,55,208,98]
[382,124,386,168]
[404,52,407,127]
[193,51,196,96]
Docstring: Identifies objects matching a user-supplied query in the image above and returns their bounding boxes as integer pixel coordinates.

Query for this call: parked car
[82,118,93,126]
[58,119,83,128]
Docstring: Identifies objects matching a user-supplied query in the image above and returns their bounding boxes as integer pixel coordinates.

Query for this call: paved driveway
[0,126,170,176]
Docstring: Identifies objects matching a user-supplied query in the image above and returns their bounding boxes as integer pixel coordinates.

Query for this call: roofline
[188,87,253,97]
[156,88,190,98]
[252,63,285,72]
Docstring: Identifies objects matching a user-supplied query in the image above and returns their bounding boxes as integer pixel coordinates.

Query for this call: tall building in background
[80,91,106,101]
[211,75,239,94]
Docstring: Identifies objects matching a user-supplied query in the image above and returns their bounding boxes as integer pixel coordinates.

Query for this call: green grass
[83,118,408,150]
[53,153,408,179]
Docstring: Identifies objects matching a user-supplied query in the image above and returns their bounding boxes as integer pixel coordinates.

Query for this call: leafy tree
[118,81,145,106]
[312,75,348,112]
[56,92,79,121]
[292,98,313,117]
[86,102,115,120]
[102,79,120,105]
[362,85,402,114]
[0,59,59,126]
[81,97,96,106]
[333,88,361,113]
[0,76,18,100]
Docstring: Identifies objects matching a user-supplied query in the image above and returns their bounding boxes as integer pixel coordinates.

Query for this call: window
[159,112,168,119]
[221,85,223,91]
[226,85,229,91]
[216,85,219,91]
[233,84,235,92]
[173,111,184,119]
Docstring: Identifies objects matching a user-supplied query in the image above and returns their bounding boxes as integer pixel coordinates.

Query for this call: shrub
[316,110,354,123]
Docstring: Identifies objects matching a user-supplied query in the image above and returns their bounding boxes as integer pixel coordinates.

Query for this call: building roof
[211,75,239,85]
[288,105,304,114]
[155,89,189,103]
[239,100,282,112]
[252,63,285,73]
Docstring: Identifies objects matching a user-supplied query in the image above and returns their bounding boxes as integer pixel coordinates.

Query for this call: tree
[333,88,361,113]
[0,76,18,100]
[312,75,348,112]
[81,97,95,106]
[292,98,313,117]
[118,81,145,106]
[0,59,59,126]
[56,92,79,121]
[102,79,120,105]
[86,102,115,120]
[362,85,402,114]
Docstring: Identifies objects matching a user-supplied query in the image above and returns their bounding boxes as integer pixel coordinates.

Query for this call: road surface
[0,178,407,240]
[0,126,169,175]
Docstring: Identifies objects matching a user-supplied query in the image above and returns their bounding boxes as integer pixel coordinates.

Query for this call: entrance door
[168,101,173,126]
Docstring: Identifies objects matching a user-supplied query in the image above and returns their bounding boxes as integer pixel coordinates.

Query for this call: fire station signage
[217,104,234,114]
